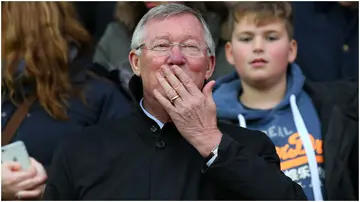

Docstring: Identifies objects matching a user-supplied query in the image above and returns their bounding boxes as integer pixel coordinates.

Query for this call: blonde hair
[2,2,91,120]
[227,2,293,40]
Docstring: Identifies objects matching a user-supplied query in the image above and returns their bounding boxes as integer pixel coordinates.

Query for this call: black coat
[304,80,358,200]
[43,76,307,200]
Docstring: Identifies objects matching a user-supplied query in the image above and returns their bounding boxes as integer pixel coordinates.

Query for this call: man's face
[225,15,297,87]
[129,13,215,100]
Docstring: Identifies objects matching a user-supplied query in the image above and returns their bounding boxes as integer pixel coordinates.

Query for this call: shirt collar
[139,98,164,129]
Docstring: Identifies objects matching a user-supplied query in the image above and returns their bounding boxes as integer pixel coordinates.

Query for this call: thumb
[202,80,216,99]
[30,157,47,176]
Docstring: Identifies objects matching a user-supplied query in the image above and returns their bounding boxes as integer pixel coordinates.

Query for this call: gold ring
[170,95,180,103]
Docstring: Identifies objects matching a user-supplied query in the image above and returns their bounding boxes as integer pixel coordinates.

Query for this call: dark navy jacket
[1,63,133,168]
[292,2,358,82]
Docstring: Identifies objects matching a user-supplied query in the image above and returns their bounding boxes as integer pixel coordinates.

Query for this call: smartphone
[2,141,31,170]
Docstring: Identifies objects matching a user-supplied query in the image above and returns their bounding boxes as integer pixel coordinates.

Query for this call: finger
[161,66,190,99]
[153,88,176,113]
[10,166,38,184]
[29,157,38,166]
[30,157,47,176]
[171,65,201,95]
[16,174,47,190]
[202,80,216,99]
[16,186,44,200]
[156,71,181,103]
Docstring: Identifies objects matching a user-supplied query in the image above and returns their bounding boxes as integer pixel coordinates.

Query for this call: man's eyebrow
[150,34,201,42]
[151,35,170,41]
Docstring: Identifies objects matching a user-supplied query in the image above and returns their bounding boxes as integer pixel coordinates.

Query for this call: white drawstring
[238,114,247,128]
[290,94,323,201]
[237,95,323,201]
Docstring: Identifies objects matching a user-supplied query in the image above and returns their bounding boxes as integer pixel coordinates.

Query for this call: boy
[213,2,358,200]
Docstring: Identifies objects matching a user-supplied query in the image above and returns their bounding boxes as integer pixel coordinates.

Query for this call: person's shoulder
[308,80,357,90]
[304,80,358,106]
[50,112,141,179]
[58,111,139,154]
[82,70,132,102]
[70,59,123,96]
[84,71,118,91]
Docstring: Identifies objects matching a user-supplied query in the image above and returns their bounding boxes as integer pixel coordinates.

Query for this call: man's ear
[225,41,235,65]
[205,55,216,80]
[288,39,298,63]
[129,50,141,76]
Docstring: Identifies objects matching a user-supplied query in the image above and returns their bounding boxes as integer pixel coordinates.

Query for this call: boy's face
[225,15,297,87]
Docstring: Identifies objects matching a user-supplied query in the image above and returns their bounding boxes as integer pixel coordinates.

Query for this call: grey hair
[131,3,215,56]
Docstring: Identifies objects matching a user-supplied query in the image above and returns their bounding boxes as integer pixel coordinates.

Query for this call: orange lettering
[281,155,324,171]
[288,133,306,158]
[274,133,323,162]
[276,144,289,160]
[314,139,323,154]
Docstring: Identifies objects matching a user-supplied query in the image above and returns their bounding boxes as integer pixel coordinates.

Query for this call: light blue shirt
[140,98,164,129]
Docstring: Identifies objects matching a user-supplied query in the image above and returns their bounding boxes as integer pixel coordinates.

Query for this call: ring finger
[156,71,182,104]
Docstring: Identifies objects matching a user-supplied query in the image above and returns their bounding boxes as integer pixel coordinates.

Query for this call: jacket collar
[127,75,163,127]
[303,80,333,137]
[128,75,144,103]
[304,80,358,199]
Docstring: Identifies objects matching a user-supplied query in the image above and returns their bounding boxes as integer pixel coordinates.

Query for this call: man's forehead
[144,14,204,42]
[147,34,202,42]
[146,12,200,24]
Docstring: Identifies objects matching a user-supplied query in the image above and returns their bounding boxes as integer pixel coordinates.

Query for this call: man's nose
[166,45,186,66]
[253,37,264,54]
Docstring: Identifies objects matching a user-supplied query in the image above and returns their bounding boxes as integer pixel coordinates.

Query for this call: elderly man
[43,4,306,200]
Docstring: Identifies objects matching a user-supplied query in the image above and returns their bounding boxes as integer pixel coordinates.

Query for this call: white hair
[131,3,216,56]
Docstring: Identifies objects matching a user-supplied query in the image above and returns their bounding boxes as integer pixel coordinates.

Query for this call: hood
[213,63,306,121]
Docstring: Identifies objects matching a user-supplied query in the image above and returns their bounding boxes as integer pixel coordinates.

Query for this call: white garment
[140,98,164,129]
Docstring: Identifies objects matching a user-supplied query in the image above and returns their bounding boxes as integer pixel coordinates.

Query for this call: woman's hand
[1,157,47,200]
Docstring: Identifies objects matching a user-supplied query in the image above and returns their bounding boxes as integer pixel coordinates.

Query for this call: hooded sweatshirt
[213,63,325,201]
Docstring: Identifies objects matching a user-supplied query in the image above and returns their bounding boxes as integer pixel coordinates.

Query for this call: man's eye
[153,44,170,50]
[182,44,199,49]
[155,44,169,48]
